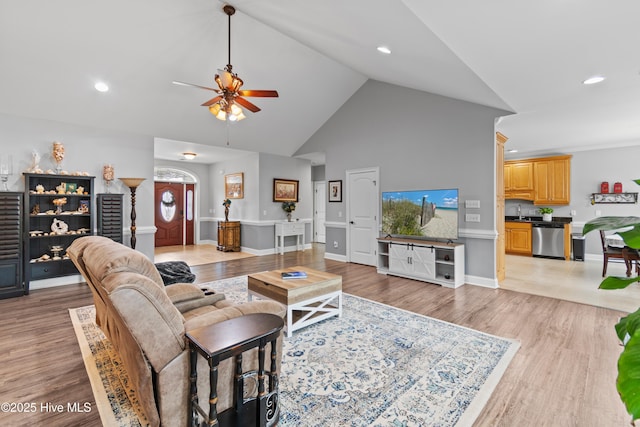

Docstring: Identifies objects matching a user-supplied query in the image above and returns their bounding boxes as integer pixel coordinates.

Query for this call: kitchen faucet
[517,204,522,220]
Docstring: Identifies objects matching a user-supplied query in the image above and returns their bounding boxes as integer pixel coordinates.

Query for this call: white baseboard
[325,252,347,262]
[30,274,85,290]
[466,275,499,289]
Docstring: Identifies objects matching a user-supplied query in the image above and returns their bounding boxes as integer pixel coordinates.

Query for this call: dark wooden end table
[186,313,284,427]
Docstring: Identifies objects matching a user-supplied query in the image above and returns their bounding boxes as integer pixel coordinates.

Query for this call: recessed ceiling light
[94,82,109,92]
[583,75,605,85]
[377,46,391,54]
[508,149,518,153]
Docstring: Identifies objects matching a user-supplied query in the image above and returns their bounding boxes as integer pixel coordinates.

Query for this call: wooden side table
[217,221,240,252]
[186,313,284,427]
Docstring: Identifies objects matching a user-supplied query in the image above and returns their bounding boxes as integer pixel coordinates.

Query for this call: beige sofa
[67,236,286,427]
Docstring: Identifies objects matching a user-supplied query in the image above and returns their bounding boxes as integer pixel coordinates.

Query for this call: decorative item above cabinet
[590,193,638,204]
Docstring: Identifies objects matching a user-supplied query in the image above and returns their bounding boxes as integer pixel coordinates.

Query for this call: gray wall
[296,80,511,282]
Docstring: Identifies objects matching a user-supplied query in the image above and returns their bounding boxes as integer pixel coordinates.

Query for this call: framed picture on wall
[328,180,342,202]
[273,178,299,202]
[224,173,244,199]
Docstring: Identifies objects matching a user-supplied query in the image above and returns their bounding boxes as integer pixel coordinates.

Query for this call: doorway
[346,167,380,266]
[155,182,195,247]
[313,181,326,243]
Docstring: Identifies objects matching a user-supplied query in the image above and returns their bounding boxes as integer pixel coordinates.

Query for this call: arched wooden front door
[155,182,184,247]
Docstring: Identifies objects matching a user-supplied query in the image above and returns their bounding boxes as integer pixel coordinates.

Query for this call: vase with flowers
[282,201,296,221]
[222,198,231,221]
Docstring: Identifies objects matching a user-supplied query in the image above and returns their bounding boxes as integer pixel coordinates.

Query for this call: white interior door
[347,167,379,266]
[313,181,326,243]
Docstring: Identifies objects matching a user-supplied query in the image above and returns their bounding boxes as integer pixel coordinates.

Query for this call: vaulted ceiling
[2,1,639,163]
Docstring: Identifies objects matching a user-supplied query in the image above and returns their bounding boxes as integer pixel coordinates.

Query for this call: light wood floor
[0,244,631,426]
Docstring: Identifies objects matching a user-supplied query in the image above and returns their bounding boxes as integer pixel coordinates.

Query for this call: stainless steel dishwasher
[532,222,565,259]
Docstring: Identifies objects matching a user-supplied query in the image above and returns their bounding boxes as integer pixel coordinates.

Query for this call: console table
[275,221,304,255]
[186,313,284,427]
[217,221,240,252]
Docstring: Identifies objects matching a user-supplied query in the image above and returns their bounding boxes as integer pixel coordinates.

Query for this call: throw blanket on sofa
[155,261,196,285]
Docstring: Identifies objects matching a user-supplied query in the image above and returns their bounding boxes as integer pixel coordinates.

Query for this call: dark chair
[622,247,640,277]
[600,230,627,277]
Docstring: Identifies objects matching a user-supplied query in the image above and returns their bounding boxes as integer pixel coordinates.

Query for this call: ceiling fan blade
[201,96,223,107]
[235,97,261,113]
[238,90,279,98]
[172,81,218,92]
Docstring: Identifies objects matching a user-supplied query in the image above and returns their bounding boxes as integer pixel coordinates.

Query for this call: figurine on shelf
[52,197,67,214]
[103,164,114,193]
[28,149,43,174]
[35,184,45,194]
[50,218,68,235]
[56,183,66,194]
[52,141,65,174]
[31,204,40,215]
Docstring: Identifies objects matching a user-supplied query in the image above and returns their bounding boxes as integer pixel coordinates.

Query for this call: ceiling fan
[173,4,278,122]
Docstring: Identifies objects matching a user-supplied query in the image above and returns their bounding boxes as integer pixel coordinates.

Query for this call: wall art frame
[328,180,342,202]
[224,172,244,199]
[273,178,299,202]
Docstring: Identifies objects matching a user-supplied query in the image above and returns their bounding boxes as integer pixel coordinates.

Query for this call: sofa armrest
[184,300,286,332]
[166,283,225,313]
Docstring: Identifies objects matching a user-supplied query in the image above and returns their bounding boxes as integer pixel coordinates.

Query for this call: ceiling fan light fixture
[209,103,226,120]
[228,104,246,121]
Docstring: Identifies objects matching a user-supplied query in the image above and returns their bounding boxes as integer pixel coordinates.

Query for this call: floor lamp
[119,177,145,250]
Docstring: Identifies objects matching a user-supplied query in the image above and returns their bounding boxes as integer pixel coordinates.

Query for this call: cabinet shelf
[24,173,95,284]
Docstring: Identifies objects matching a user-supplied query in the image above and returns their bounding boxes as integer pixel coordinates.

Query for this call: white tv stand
[376,237,465,288]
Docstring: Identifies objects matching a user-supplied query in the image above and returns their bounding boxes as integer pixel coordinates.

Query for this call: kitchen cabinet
[505,155,571,205]
[505,221,532,256]
[534,156,571,205]
[505,161,534,200]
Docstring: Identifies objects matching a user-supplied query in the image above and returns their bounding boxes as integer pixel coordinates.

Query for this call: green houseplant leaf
[616,310,640,421]
[583,211,640,422]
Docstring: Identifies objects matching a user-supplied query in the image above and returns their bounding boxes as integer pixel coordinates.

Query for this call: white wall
[0,113,156,257]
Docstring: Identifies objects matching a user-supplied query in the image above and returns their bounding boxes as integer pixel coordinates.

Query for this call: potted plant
[539,207,553,221]
[583,179,640,423]
[282,201,296,221]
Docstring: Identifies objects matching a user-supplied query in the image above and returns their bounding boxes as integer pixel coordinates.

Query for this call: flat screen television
[381,188,459,241]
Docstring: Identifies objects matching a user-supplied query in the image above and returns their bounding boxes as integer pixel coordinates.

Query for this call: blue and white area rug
[70,276,519,426]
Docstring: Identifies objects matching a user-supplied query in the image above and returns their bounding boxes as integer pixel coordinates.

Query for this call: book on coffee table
[281,271,308,280]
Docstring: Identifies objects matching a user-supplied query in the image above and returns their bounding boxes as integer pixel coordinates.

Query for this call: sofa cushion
[165,283,207,304]
[174,293,226,314]
[83,239,164,287]
[103,272,186,371]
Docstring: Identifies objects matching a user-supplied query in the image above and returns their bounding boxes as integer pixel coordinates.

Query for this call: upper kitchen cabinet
[505,155,571,205]
[504,161,534,200]
[533,155,571,205]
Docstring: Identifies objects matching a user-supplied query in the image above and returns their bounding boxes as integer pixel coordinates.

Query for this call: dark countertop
[505,215,572,225]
